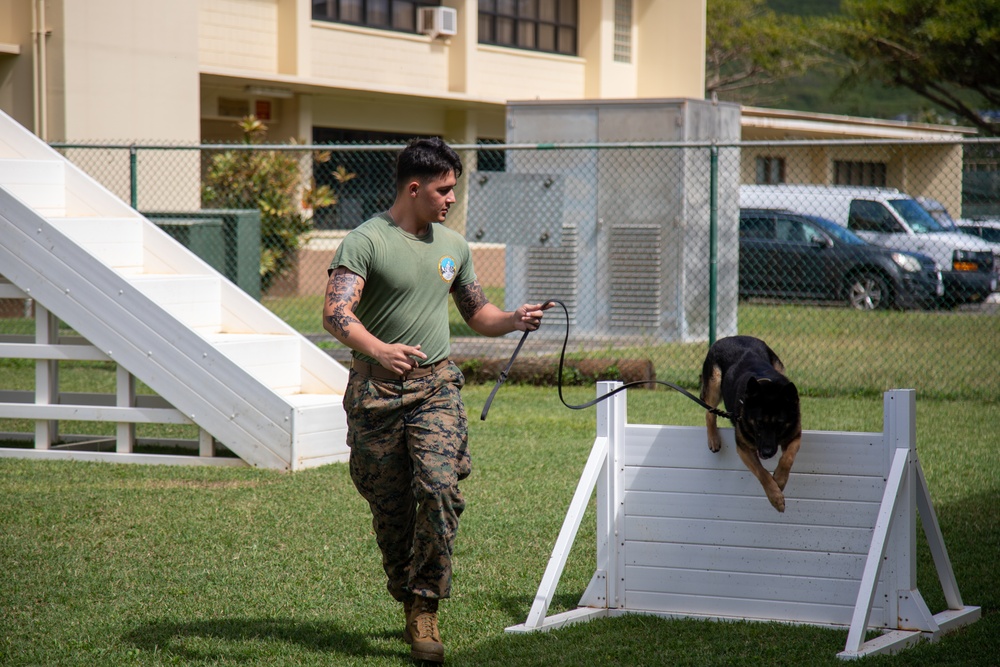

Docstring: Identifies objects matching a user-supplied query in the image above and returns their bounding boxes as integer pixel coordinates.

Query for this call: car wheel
[848,272,891,310]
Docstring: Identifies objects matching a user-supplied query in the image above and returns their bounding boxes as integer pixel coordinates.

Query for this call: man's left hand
[514,301,553,332]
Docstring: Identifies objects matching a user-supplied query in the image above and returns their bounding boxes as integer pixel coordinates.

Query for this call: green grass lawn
[1,385,996,666]
[258,297,1000,402]
[1,299,997,664]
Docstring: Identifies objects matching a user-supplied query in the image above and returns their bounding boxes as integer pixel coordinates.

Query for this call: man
[323,137,549,664]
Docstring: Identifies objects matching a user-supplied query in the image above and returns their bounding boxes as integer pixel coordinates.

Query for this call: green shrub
[202,116,354,293]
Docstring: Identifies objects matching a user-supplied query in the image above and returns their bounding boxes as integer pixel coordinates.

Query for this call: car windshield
[970,225,1000,243]
[919,200,958,230]
[802,214,866,245]
[889,198,947,233]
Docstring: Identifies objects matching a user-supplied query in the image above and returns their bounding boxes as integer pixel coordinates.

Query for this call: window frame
[739,214,775,240]
[478,0,578,56]
[755,156,786,185]
[312,0,441,34]
[311,126,416,230]
[834,160,887,187]
[848,200,902,234]
[613,0,632,63]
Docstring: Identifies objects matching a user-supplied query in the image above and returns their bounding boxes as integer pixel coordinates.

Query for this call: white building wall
[200,0,279,73]
[475,47,586,101]
[50,1,199,143]
[310,24,449,93]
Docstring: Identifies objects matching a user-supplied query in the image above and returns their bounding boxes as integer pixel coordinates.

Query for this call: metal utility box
[483,98,741,343]
[152,216,226,275]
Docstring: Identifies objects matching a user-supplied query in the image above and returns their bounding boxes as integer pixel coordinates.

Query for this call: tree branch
[900,77,994,134]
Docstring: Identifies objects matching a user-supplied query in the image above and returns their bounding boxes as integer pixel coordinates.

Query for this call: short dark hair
[395,137,463,190]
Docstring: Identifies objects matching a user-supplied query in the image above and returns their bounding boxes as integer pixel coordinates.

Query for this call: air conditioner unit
[418,6,457,39]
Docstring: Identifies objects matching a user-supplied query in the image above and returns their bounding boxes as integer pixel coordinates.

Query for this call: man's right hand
[375,343,427,376]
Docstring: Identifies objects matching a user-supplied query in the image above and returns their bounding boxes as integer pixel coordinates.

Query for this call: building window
[479,0,578,56]
[834,160,887,187]
[218,97,250,119]
[312,0,440,33]
[312,127,416,229]
[613,0,632,63]
[477,138,506,172]
[755,156,785,184]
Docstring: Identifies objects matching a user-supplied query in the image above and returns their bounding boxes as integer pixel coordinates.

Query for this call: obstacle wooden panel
[507,385,980,660]
[620,423,886,628]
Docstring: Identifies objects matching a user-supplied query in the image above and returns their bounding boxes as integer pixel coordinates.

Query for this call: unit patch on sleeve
[438,256,457,282]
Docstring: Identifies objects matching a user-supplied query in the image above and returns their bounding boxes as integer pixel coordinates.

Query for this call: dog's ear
[783,380,799,400]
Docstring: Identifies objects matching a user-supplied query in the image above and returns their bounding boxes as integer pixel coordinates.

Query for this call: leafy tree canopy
[707,0,828,102]
[820,0,1000,135]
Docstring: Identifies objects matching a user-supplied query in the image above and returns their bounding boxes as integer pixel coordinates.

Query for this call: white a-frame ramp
[0,110,348,470]
[508,385,980,660]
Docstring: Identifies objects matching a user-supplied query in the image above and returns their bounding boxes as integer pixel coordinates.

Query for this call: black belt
[352,358,449,381]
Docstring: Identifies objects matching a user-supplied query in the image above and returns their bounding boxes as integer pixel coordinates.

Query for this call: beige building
[740,106,976,216]
[0,0,975,216]
[0,0,707,146]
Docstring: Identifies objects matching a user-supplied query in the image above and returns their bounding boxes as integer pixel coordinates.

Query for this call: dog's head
[737,376,800,460]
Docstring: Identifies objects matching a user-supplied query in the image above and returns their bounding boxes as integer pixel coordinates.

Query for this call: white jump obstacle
[507,384,980,660]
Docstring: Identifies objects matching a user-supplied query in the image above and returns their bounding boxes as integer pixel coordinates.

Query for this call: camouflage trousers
[344,361,470,602]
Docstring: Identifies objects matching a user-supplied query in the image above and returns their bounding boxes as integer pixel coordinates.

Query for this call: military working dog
[699,336,801,512]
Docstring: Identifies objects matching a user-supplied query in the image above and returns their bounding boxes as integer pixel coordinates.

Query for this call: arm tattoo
[325,270,363,338]
[455,280,489,322]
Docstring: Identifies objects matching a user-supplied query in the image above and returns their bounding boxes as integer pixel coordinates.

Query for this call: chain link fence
[16,136,999,402]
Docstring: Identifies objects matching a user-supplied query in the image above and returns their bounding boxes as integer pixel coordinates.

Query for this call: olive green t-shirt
[329,212,477,366]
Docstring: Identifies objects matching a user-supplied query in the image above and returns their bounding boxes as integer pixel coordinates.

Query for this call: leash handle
[480,299,738,422]
[480,328,530,421]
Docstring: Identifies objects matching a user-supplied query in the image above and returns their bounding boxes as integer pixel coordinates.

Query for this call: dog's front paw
[773,469,789,491]
[766,490,786,513]
[707,433,722,453]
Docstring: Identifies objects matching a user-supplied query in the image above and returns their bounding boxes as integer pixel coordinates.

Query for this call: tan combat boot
[407,596,444,663]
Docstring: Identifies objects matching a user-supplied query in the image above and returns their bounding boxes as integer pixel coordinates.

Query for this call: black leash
[480,299,738,421]
[479,326,531,421]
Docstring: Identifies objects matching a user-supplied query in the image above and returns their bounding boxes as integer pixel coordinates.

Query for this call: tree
[203,117,354,293]
[820,0,1000,135]
[706,0,827,102]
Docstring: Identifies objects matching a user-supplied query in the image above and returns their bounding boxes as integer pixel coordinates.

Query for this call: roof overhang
[742,105,978,140]
[200,66,505,115]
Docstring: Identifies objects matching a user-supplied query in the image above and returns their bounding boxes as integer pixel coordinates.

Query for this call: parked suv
[740,185,996,306]
[955,219,1000,290]
[958,219,1000,245]
[739,209,942,310]
[917,198,1000,292]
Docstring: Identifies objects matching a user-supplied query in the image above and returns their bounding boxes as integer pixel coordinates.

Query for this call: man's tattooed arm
[323,268,364,339]
[454,279,550,337]
[454,280,489,323]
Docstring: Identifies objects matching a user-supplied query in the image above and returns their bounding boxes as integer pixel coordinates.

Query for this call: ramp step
[49,217,144,272]
[284,392,349,467]
[0,159,65,216]
[283,393,342,407]
[129,274,222,331]
[203,332,303,395]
